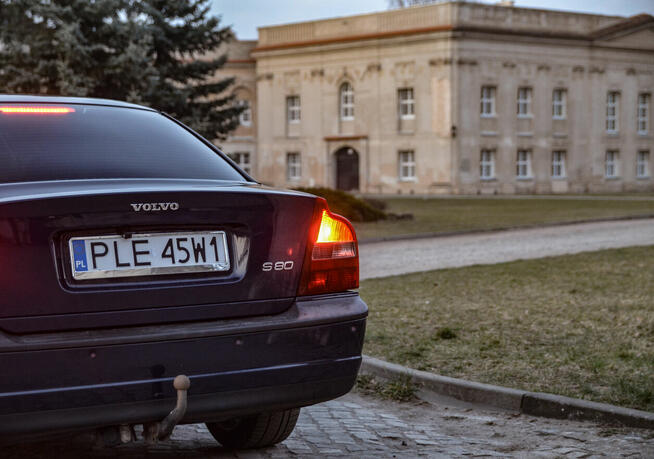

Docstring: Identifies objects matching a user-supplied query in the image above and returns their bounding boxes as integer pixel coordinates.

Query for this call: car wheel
[206,408,300,449]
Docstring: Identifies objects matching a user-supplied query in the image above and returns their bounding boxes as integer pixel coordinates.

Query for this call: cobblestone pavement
[359,219,654,279]
[7,391,653,458]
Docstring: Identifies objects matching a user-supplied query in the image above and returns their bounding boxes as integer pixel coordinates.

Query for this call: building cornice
[228,59,256,64]
[324,135,368,142]
[251,21,654,57]
[252,25,453,53]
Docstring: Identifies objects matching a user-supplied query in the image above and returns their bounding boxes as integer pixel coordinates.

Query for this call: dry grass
[355,374,417,402]
[353,197,654,241]
[360,246,654,411]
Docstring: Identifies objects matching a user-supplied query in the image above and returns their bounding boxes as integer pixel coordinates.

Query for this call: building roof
[591,13,654,39]
[252,1,632,53]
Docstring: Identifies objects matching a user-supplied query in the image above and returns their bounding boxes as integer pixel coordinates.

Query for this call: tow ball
[143,374,191,444]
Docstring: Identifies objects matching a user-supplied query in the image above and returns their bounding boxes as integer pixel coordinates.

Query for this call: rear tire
[206,408,300,449]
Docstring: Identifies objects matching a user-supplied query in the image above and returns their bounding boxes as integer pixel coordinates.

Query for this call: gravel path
[360,219,654,280]
[7,391,653,458]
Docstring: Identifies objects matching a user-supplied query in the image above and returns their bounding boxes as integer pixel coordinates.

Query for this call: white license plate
[69,231,230,280]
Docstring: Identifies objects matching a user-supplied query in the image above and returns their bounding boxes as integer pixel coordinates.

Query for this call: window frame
[398,88,415,120]
[552,89,567,120]
[517,87,533,118]
[637,93,650,135]
[605,150,619,178]
[606,91,620,134]
[398,150,416,181]
[516,149,533,179]
[286,95,301,124]
[286,152,301,181]
[480,86,496,117]
[480,149,495,180]
[637,150,650,178]
[227,151,252,175]
[339,82,355,121]
[551,150,566,179]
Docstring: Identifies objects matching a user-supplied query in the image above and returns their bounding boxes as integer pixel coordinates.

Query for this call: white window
[605,150,619,178]
[637,151,650,178]
[238,100,251,127]
[227,152,251,175]
[286,95,301,124]
[286,152,301,181]
[552,89,567,119]
[480,86,496,117]
[340,82,354,120]
[552,151,566,178]
[480,150,495,179]
[398,88,415,120]
[516,150,532,178]
[637,93,650,135]
[398,150,416,181]
[606,92,619,134]
[517,87,532,117]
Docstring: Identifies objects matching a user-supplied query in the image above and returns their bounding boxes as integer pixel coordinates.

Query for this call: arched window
[339,82,354,120]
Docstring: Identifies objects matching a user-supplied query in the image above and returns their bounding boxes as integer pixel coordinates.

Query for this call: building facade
[217,2,654,194]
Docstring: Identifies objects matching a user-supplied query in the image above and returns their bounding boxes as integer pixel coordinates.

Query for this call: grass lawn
[359,246,654,411]
[353,197,654,241]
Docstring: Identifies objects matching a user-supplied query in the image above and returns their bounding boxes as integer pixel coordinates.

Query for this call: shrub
[362,197,387,212]
[294,187,386,222]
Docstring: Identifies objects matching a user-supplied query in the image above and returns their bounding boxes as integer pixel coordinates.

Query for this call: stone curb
[358,214,654,245]
[360,355,654,430]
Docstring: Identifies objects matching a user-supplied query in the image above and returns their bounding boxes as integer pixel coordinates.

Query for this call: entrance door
[335,147,360,191]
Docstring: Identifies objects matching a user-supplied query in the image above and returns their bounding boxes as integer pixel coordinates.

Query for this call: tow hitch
[144,374,191,443]
[94,374,191,447]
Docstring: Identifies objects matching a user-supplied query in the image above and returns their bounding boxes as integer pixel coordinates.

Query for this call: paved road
[360,219,654,279]
[7,391,652,458]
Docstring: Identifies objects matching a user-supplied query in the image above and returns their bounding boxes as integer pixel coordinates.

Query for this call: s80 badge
[262,261,294,272]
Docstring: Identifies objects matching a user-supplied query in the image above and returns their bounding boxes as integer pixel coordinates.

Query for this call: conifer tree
[0,0,241,140]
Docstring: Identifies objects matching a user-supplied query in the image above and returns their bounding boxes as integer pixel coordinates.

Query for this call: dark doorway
[335,147,360,191]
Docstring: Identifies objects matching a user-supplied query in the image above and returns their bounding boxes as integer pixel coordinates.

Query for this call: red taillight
[298,199,359,296]
[0,106,75,115]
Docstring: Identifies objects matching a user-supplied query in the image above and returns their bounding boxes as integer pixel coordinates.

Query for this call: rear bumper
[0,292,367,438]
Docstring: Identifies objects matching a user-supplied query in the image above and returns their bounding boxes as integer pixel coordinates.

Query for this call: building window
[238,100,251,127]
[480,150,495,179]
[398,88,415,120]
[605,150,619,178]
[398,150,416,181]
[480,86,496,117]
[552,89,567,119]
[516,150,532,178]
[286,95,301,124]
[340,82,354,120]
[517,87,532,117]
[286,152,301,181]
[638,93,650,135]
[227,152,251,175]
[637,151,650,178]
[552,151,566,178]
[606,91,619,134]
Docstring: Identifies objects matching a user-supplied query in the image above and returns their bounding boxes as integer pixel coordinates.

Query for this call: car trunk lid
[0,179,316,333]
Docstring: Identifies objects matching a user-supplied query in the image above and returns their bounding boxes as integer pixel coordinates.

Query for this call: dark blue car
[0,95,367,448]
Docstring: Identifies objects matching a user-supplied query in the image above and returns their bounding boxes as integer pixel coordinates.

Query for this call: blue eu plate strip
[72,240,88,272]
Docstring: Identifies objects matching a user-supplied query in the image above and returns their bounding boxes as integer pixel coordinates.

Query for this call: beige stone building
[217,2,654,194]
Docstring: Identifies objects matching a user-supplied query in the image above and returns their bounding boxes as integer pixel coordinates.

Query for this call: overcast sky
[211,0,654,40]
